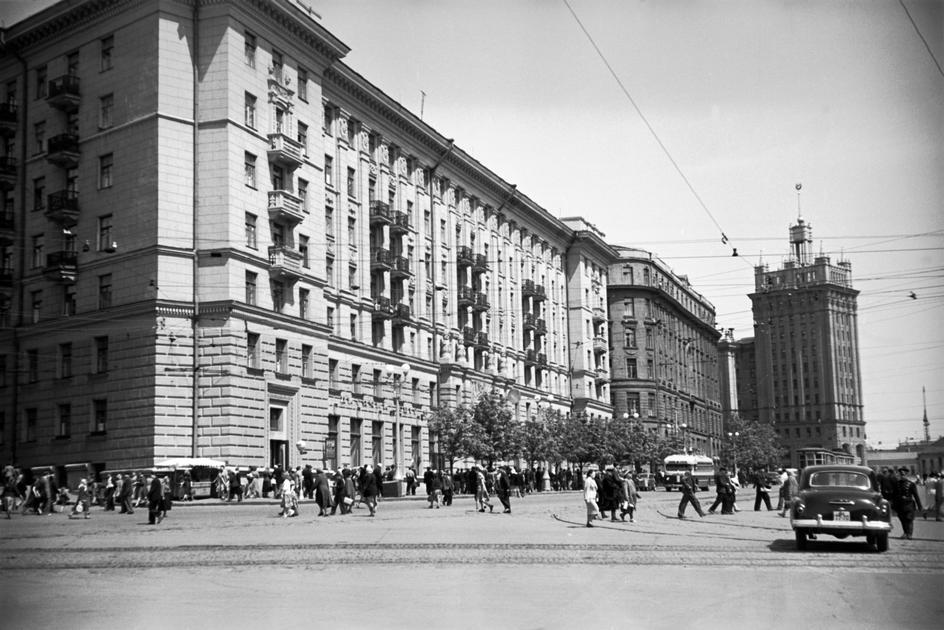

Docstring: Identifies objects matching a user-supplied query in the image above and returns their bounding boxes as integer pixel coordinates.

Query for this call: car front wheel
[875,533,888,553]
[795,529,808,550]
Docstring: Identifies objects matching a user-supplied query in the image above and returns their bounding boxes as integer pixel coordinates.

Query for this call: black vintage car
[790,465,892,552]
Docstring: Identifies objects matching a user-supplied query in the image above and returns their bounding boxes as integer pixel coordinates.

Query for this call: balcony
[475,331,490,348]
[523,312,536,330]
[371,296,395,320]
[46,74,81,112]
[472,292,490,312]
[462,326,476,346]
[392,302,411,326]
[594,367,610,384]
[390,211,411,234]
[0,211,13,245]
[592,306,607,324]
[0,266,12,288]
[472,253,489,274]
[267,132,303,170]
[390,255,412,278]
[0,156,15,188]
[369,200,391,225]
[593,336,608,354]
[535,318,547,336]
[46,190,80,227]
[46,133,80,168]
[370,247,392,271]
[522,279,546,301]
[457,285,475,307]
[524,349,537,365]
[456,245,473,268]
[0,103,16,136]
[267,190,304,224]
[537,353,548,367]
[267,245,305,281]
[44,250,78,283]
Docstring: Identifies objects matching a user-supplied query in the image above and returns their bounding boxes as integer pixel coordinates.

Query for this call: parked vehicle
[662,454,714,491]
[790,465,892,552]
[636,472,657,491]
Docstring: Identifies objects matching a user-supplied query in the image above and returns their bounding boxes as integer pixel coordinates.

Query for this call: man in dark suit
[677,468,705,519]
[118,474,134,514]
[707,466,735,514]
[893,467,922,540]
[753,469,773,511]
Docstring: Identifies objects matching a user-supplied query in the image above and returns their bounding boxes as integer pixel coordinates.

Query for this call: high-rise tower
[749,215,866,467]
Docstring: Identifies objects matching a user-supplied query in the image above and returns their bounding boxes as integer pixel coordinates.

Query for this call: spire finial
[795,182,802,219]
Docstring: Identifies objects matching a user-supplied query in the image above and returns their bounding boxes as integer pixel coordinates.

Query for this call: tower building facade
[749,217,866,466]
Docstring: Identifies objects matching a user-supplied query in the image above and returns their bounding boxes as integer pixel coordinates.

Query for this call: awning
[154,457,227,469]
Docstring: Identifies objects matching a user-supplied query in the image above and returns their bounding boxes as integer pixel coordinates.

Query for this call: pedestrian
[472,466,494,513]
[147,476,164,524]
[775,468,788,511]
[69,478,92,519]
[677,468,706,519]
[427,470,443,509]
[119,474,134,515]
[753,469,773,511]
[331,470,348,515]
[583,469,601,527]
[932,472,944,522]
[405,467,417,496]
[360,465,379,517]
[620,470,640,523]
[103,474,116,511]
[600,467,622,522]
[496,466,512,514]
[893,467,922,539]
[2,466,19,519]
[179,471,193,501]
[778,470,798,517]
[315,469,333,516]
[708,466,737,515]
[279,476,298,517]
[442,470,454,506]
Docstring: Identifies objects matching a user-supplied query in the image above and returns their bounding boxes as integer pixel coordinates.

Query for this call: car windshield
[808,471,871,490]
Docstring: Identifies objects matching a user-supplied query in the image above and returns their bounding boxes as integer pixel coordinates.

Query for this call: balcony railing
[524,349,537,365]
[472,253,489,274]
[47,74,81,111]
[390,211,411,233]
[595,368,610,383]
[593,336,607,354]
[369,200,391,225]
[267,132,303,170]
[44,250,78,283]
[370,247,392,271]
[267,190,304,224]
[535,318,547,336]
[392,302,411,325]
[523,312,536,330]
[46,190,79,226]
[0,103,16,134]
[390,255,412,277]
[267,245,305,281]
[456,245,473,267]
[0,156,15,187]
[46,133,80,168]
[372,296,395,319]
[475,331,489,348]
[462,326,476,345]
[0,211,13,245]
[457,285,475,306]
[592,306,607,323]
[473,292,490,311]
[537,353,548,367]
[522,279,545,300]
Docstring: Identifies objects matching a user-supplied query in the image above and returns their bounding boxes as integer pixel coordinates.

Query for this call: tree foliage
[469,390,518,465]
[426,403,483,471]
[722,416,787,471]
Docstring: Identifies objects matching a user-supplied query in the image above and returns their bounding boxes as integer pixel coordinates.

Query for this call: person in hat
[69,479,91,519]
[583,469,601,527]
[893,467,922,539]
[496,466,512,514]
[147,476,164,524]
[778,469,798,517]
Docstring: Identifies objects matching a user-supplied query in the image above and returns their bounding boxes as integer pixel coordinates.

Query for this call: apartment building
[0,0,616,477]
[606,247,723,457]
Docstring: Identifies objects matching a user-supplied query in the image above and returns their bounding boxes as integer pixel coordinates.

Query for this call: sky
[3,0,942,448]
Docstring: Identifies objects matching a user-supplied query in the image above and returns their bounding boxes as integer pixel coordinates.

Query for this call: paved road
[2,488,943,629]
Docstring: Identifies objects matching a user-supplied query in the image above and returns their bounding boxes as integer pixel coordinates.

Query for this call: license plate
[833,510,850,521]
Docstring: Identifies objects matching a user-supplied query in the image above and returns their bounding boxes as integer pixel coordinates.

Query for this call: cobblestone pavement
[2,489,943,629]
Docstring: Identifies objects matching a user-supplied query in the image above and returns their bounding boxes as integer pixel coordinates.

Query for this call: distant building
[749,217,866,466]
[606,247,723,457]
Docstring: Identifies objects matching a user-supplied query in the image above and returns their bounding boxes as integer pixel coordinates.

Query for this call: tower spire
[923,386,931,443]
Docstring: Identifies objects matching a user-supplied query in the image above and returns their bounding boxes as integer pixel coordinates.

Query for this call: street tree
[469,390,517,466]
[426,403,485,472]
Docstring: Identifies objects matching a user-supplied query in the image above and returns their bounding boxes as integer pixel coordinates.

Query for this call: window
[24,408,37,442]
[31,234,43,268]
[27,349,38,382]
[94,336,108,373]
[347,217,356,243]
[299,235,309,268]
[98,274,112,309]
[301,344,312,378]
[59,342,72,378]
[327,306,335,333]
[647,393,656,417]
[323,105,333,135]
[351,364,361,394]
[325,256,334,286]
[244,152,256,188]
[30,290,41,323]
[244,92,256,128]
[297,122,308,156]
[92,399,107,434]
[297,68,308,101]
[99,153,113,188]
[33,177,45,211]
[271,280,284,311]
[67,51,79,75]
[99,93,113,128]
[299,288,309,319]
[368,176,376,202]
[57,403,71,438]
[36,65,47,99]
[98,214,113,251]
[100,35,114,71]
[245,213,257,248]
[324,155,333,187]
[274,107,286,133]
[325,205,334,237]
[244,31,256,67]
[625,329,636,348]
[247,332,260,368]
[33,121,45,154]
[245,271,257,305]
[271,50,283,80]
[271,165,284,190]
[348,264,357,289]
[350,314,357,340]
[63,285,76,317]
[275,338,287,373]
[298,178,309,212]
[347,167,356,198]
[626,358,638,379]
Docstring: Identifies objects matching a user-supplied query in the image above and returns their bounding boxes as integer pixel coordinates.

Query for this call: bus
[663,454,715,491]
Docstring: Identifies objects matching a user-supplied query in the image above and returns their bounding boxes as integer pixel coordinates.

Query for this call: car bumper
[791,517,891,532]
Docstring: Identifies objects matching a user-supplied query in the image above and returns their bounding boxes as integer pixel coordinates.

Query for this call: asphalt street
[2,488,942,629]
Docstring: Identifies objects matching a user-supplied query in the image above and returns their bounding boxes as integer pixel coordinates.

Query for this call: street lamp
[382,361,411,481]
[727,431,740,478]
[679,423,688,454]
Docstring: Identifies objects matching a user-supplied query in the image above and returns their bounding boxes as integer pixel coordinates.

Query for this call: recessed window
[247,332,260,368]
[100,35,114,71]
[35,65,47,99]
[33,121,45,154]
[297,68,308,101]
[275,338,287,373]
[27,349,38,382]
[99,153,113,189]
[98,214,113,251]
[297,122,308,156]
[244,152,256,188]
[324,155,333,187]
[98,274,112,309]
[245,212,257,248]
[245,271,257,305]
[244,92,256,128]
[92,399,107,434]
[244,32,256,68]
[58,403,72,437]
[99,94,113,128]
[94,336,109,373]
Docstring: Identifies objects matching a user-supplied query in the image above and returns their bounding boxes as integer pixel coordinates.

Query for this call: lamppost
[727,431,740,479]
[679,423,688,454]
[382,361,411,481]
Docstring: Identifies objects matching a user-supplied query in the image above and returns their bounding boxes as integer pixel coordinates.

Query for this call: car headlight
[878,499,889,515]
[793,501,805,516]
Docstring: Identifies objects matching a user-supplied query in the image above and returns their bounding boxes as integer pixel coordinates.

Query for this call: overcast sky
[4,0,942,448]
